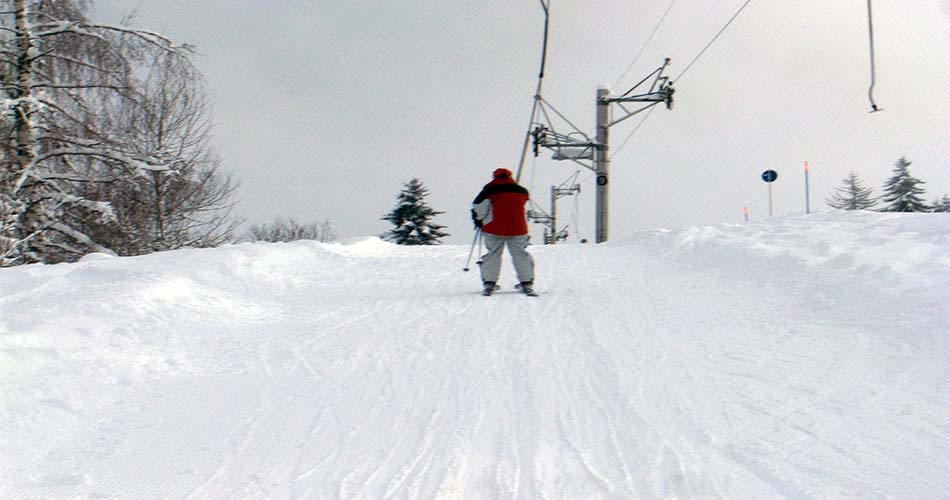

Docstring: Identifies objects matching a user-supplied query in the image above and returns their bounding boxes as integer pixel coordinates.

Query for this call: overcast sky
[92,0,950,243]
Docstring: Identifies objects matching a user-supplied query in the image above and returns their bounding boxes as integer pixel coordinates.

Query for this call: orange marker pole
[804,161,811,214]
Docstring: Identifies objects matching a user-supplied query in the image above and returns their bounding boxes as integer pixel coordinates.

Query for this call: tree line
[827,156,949,213]
[7,3,938,264]
[0,0,239,266]
[0,1,346,266]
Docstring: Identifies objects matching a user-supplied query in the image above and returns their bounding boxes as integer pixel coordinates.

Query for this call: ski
[480,284,539,297]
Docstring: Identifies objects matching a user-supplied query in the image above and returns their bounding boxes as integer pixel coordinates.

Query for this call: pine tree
[381,178,449,245]
[826,171,878,210]
[880,157,930,212]
[932,195,950,213]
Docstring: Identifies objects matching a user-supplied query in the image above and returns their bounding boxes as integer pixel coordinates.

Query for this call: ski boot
[515,281,538,297]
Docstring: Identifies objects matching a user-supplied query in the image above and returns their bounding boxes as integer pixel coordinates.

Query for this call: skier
[471,168,536,296]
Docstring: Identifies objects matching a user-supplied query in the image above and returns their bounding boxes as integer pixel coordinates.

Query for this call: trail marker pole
[761,169,778,217]
[804,161,811,214]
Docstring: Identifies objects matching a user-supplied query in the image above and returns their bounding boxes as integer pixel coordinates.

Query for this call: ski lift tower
[526,173,581,244]
[532,59,674,243]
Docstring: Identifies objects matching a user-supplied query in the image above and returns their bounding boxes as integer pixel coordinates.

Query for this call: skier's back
[471,168,535,296]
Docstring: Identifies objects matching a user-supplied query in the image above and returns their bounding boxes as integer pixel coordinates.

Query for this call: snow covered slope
[2,212,949,499]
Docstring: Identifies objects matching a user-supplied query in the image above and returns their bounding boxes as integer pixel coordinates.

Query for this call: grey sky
[93,1,950,243]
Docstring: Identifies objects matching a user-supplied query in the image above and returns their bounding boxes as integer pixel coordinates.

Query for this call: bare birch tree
[82,49,240,254]
[1,0,238,265]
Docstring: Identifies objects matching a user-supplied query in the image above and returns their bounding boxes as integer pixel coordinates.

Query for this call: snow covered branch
[0,0,236,265]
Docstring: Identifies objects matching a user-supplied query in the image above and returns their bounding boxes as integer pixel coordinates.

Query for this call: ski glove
[471,200,493,229]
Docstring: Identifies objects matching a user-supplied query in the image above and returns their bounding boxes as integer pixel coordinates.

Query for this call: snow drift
[1,212,949,499]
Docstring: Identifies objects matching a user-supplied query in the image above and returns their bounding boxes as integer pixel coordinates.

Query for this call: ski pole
[462,228,481,272]
[475,229,484,266]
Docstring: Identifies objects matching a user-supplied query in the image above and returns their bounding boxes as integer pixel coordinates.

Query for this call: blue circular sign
[761,170,778,183]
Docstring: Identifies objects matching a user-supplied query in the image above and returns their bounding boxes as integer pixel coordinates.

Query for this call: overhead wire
[673,0,753,83]
[610,105,658,160]
[571,190,581,242]
[611,0,678,90]
[611,0,753,160]
[556,170,581,190]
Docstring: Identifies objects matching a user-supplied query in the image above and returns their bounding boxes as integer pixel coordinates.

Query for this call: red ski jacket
[472,170,530,236]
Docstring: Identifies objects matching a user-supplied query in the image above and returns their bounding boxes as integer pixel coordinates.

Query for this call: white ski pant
[479,233,534,284]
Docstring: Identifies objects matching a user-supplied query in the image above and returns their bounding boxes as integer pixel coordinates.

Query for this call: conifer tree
[880,157,929,212]
[381,178,449,245]
[932,195,950,213]
[826,171,878,210]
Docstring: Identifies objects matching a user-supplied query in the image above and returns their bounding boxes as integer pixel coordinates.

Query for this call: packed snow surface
[2,212,949,499]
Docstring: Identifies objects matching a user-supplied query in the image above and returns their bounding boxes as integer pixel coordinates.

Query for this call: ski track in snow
[1,212,949,499]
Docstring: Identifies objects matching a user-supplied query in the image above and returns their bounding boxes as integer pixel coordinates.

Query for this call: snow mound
[326,236,401,257]
[631,211,950,281]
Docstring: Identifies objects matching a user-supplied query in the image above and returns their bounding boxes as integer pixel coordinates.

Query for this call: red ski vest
[472,177,530,236]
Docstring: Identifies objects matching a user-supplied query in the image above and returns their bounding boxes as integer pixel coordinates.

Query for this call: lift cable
[612,0,677,90]
[673,0,752,84]
[610,105,658,160]
[516,0,552,183]
[609,0,752,158]
[866,0,882,112]
[556,170,581,191]
[571,188,581,242]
